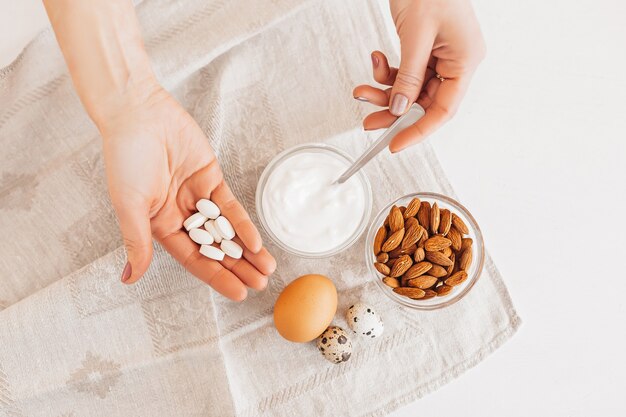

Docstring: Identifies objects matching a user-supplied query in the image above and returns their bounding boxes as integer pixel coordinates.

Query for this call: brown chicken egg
[273,274,337,342]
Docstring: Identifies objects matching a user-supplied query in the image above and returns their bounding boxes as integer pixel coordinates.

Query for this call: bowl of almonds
[366,192,484,310]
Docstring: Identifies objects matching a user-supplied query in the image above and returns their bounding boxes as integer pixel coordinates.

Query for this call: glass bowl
[256,143,373,258]
[365,192,484,310]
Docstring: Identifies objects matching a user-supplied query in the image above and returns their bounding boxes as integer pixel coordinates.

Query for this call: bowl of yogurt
[256,143,372,258]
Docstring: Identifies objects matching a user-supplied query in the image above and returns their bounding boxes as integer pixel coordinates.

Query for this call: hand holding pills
[99,88,275,301]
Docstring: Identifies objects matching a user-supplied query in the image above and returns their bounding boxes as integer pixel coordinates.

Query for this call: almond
[382,276,400,288]
[373,226,387,255]
[461,237,473,252]
[393,287,426,299]
[381,228,404,252]
[451,257,461,274]
[424,235,452,252]
[446,253,456,276]
[386,258,397,269]
[441,247,452,257]
[390,255,413,277]
[417,201,431,231]
[404,197,421,218]
[425,250,453,267]
[430,202,440,234]
[404,261,433,280]
[439,209,452,235]
[436,284,454,296]
[418,226,429,247]
[404,216,419,231]
[407,275,438,289]
[388,206,404,232]
[452,213,469,234]
[374,262,390,276]
[447,227,462,251]
[389,244,416,258]
[401,223,423,249]
[413,247,425,262]
[399,274,411,287]
[445,270,468,286]
[459,246,473,271]
[376,252,389,263]
[428,264,448,278]
[421,289,437,300]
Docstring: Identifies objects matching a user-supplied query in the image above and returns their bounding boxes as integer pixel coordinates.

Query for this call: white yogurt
[261,150,367,254]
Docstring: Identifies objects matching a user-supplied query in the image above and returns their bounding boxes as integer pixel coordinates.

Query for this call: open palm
[100,87,275,301]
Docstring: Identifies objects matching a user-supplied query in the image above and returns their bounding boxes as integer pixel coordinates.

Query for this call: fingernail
[121,261,132,283]
[371,54,379,68]
[390,143,408,154]
[390,94,409,116]
[354,96,369,102]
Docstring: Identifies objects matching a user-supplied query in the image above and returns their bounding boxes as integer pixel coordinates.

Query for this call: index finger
[389,77,468,153]
[371,51,398,86]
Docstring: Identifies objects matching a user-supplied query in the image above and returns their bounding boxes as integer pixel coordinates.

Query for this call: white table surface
[2,1,625,416]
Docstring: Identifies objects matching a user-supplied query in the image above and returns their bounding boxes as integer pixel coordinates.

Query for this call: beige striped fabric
[0,1,520,416]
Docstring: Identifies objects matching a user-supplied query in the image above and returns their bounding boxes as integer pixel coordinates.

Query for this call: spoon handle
[335,104,425,184]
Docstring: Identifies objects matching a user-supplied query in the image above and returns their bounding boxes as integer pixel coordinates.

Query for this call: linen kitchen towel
[0,0,521,416]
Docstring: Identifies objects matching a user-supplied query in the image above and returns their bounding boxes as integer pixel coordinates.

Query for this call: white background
[1,0,625,416]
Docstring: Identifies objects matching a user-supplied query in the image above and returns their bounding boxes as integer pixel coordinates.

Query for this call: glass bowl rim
[255,142,373,259]
[366,192,485,310]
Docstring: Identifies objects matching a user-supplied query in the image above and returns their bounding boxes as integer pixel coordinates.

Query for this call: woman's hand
[43,0,274,301]
[353,0,486,152]
[100,84,276,301]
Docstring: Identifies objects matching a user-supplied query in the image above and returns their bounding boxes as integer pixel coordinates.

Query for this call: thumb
[115,201,153,284]
[389,29,435,116]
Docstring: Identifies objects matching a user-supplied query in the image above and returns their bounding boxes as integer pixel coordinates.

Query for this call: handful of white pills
[183,199,243,261]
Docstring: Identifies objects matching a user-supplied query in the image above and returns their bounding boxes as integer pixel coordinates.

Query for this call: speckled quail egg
[316,326,352,364]
[346,302,384,338]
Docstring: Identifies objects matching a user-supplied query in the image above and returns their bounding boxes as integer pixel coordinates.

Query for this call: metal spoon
[334,103,426,184]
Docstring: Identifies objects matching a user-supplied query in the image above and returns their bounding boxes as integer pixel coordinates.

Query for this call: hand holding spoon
[334,104,426,184]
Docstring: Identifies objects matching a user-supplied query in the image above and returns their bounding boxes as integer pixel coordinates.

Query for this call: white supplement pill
[215,216,236,240]
[196,199,220,219]
[183,212,208,231]
[189,228,214,245]
[199,244,225,261]
[204,220,222,243]
[220,239,243,259]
